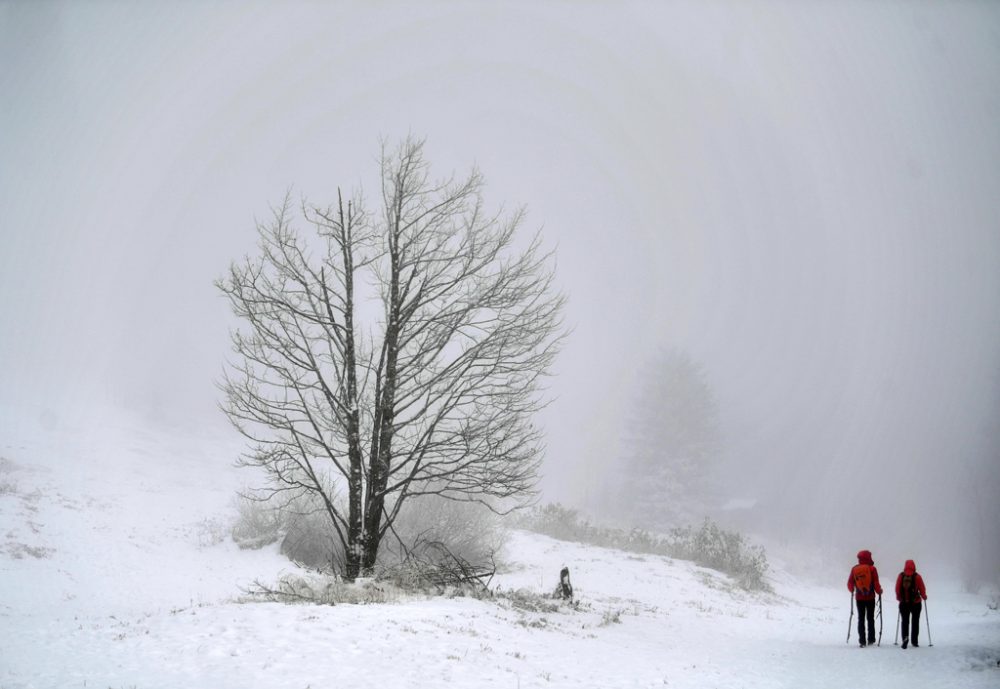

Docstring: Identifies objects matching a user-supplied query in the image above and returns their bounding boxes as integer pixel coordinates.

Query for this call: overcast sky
[2,1,998,571]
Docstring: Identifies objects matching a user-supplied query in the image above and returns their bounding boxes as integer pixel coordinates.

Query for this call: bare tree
[218,138,564,579]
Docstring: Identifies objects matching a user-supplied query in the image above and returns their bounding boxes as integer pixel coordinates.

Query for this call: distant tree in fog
[617,349,721,528]
[217,138,564,579]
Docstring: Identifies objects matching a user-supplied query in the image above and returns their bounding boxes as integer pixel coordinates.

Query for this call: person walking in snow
[895,559,927,649]
[848,549,883,647]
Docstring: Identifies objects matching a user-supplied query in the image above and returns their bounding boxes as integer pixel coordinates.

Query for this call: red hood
[904,560,916,575]
[857,549,874,565]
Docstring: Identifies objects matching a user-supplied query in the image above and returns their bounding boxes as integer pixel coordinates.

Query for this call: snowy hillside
[1,408,998,689]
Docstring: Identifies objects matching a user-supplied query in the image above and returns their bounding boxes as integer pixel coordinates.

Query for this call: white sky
[2,1,998,565]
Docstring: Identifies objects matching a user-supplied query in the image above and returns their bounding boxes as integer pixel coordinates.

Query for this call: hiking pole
[925,600,933,647]
[877,595,883,646]
[894,608,900,645]
[846,592,854,644]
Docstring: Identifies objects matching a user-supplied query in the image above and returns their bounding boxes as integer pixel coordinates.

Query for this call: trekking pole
[877,595,883,646]
[846,592,854,644]
[925,600,933,647]
[894,608,900,645]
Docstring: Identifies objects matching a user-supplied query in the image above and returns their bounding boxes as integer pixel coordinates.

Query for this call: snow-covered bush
[232,492,350,571]
[376,553,495,597]
[493,587,561,613]
[667,519,770,592]
[510,503,673,554]
[279,501,344,570]
[238,490,506,590]
[387,495,506,567]
[231,494,288,550]
[247,498,505,605]
[243,572,398,605]
[374,497,505,593]
[510,503,587,542]
[512,503,771,592]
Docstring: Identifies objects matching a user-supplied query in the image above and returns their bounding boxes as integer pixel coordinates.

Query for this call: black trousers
[899,601,922,644]
[856,598,877,644]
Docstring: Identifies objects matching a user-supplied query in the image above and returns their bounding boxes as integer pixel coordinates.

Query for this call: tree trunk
[339,192,365,581]
[361,319,398,573]
[361,205,403,574]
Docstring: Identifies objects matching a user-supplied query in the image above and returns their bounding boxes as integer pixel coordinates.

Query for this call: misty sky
[2,1,998,570]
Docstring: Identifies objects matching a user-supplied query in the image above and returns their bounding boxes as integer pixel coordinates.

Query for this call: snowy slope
[2,407,998,689]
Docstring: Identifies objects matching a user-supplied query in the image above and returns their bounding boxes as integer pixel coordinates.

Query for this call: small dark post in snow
[555,566,573,600]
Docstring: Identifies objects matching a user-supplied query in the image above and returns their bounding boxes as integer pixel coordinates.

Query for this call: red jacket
[847,549,883,600]
[895,560,927,603]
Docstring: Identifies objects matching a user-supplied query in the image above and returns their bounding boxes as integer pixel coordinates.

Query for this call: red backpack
[853,564,873,596]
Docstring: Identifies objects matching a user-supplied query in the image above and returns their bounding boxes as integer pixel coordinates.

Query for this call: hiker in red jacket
[895,559,927,649]
[847,549,883,647]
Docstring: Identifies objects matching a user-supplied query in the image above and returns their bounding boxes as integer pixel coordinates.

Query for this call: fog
[2,1,998,581]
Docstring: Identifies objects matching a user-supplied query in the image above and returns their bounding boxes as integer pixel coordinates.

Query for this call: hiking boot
[902,639,908,649]
[912,641,919,648]
[859,640,866,648]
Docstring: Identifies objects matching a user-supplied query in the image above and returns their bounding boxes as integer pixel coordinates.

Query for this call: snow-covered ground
[2,406,998,689]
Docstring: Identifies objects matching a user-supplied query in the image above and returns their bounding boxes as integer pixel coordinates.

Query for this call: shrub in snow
[377,554,495,597]
[247,501,508,604]
[386,496,506,569]
[512,503,771,592]
[243,572,399,605]
[493,587,561,613]
[509,503,584,542]
[232,491,353,568]
[279,501,343,570]
[510,503,668,554]
[239,491,506,594]
[373,498,505,594]
[231,494,287,550]
[667,519,770,592]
